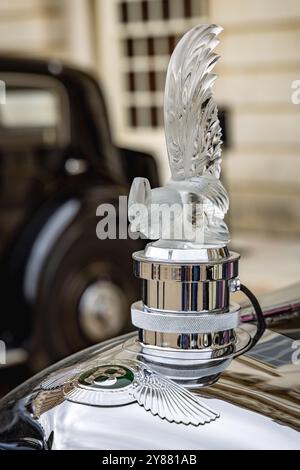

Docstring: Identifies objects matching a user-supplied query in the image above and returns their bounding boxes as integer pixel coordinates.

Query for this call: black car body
[0,57,158,374]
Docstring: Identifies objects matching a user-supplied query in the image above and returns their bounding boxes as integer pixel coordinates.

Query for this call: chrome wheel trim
[78,280,127,342]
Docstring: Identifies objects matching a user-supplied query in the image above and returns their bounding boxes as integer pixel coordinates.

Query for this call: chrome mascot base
[0,24,299,450]
[131,242,264,387]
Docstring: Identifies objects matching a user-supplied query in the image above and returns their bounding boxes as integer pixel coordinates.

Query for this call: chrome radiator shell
[0,312,299,450]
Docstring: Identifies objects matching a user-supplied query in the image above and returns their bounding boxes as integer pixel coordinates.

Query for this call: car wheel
[30,220,142,370]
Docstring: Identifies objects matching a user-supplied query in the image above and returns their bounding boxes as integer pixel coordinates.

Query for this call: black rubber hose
[240,283,266,348]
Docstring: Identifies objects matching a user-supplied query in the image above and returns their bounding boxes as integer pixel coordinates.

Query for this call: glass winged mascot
[129,24,228,245]
[0,25,299,450]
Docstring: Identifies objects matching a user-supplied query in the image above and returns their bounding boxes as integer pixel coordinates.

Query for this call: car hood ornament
[126,23,265,388]
[129,24,228,244]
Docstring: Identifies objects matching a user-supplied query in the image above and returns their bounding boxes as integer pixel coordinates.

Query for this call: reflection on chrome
[201,329,300,431]
[0,323,299,449]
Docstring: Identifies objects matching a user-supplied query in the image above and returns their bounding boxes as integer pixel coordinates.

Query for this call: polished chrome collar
[130,243,248,386]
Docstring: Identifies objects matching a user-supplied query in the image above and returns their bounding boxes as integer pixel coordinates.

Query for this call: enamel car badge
[40,361,219,425]
[64,363,137,406]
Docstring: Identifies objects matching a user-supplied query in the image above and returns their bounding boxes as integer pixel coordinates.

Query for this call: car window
[0,73,70,148]
[1,88,59,128]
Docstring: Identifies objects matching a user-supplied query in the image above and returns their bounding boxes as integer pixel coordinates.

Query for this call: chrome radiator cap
[125,24,263,387]
[130,243,249,387]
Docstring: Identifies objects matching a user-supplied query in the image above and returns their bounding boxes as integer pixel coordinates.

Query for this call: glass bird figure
[128,24,229,245]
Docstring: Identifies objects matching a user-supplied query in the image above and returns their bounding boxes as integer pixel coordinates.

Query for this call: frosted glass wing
[128,24,230,244]
[164,24,223,181]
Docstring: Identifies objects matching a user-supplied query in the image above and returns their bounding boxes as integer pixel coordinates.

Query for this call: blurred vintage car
[0,57,159,373]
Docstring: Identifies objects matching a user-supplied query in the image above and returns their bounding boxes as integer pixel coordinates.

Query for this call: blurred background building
[0,1,299,290]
